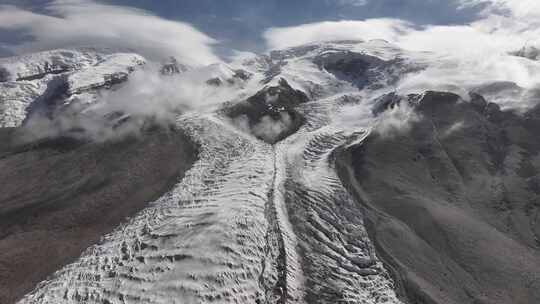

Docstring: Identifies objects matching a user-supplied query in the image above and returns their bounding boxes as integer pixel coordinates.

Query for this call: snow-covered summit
[0,49,145,128]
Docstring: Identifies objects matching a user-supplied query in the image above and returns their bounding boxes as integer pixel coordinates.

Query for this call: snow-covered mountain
[0,49,145,128]
[1,40,540,304]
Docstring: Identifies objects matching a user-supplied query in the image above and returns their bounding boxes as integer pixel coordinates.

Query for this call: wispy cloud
[332,0,368,7]
[0,0,220,65]
[459,0,540,18]
[263,0,540,110]
[264,0,539,54]
[19,61,252,142]
[264,19,410,50]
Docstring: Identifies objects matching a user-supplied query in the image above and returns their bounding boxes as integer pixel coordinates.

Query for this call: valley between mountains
[1,40,539,304]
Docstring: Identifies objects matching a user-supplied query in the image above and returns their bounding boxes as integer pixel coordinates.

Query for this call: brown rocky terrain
[337,91,540,304]
[0,127,198,303]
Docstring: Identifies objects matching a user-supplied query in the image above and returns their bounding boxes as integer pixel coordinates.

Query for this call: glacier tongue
[274,96,401,304]
[18,113,277,304]
[17,102,402,304]
[13,41,409,304]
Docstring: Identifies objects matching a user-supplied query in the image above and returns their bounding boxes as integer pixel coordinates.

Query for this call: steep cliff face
[337,91,540,304]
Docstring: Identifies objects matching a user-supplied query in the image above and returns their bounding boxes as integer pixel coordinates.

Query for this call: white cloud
[263,0,540,110]
[264,19,411,50]
[336,97,420,138]
[264,2,539,55]
[20,61,252,142]
[0,0,220,65]
[460,0,540,18]
[333,0,368,7]
[97,63,247,120]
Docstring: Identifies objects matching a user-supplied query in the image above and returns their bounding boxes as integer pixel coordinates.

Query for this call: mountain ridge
[0,40,539,304]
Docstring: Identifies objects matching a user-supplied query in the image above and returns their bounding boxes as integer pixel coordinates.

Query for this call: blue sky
[101,0,487,51]
[0,0,489,57]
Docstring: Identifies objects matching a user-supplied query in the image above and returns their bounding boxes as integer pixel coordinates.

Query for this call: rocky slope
[0,126,198,304]
[0,40,539,304]
[337,91,540,304]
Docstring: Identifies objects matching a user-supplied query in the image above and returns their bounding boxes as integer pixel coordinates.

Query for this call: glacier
[2,39,540,304]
